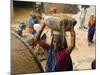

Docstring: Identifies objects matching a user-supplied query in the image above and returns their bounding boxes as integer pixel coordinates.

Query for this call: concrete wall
[43,3,80,14]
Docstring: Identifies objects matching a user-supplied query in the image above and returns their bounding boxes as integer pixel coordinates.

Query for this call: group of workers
[15,6,96,72]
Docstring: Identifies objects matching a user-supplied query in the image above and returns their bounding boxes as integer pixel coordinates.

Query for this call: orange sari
[88,16,95,27]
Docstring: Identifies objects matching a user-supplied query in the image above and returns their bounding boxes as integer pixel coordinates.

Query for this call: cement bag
[44,16,76,31]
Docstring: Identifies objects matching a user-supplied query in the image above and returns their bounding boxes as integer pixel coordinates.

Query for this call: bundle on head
[44,15,77,31]
[60,17,77,31]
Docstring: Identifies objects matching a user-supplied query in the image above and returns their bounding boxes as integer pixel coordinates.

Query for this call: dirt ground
[11,5,96,71]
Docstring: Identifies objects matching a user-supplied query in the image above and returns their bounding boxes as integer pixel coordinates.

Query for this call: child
[16,21,26,36]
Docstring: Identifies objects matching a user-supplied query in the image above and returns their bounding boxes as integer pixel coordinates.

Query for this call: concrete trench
[11,31,44,74]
